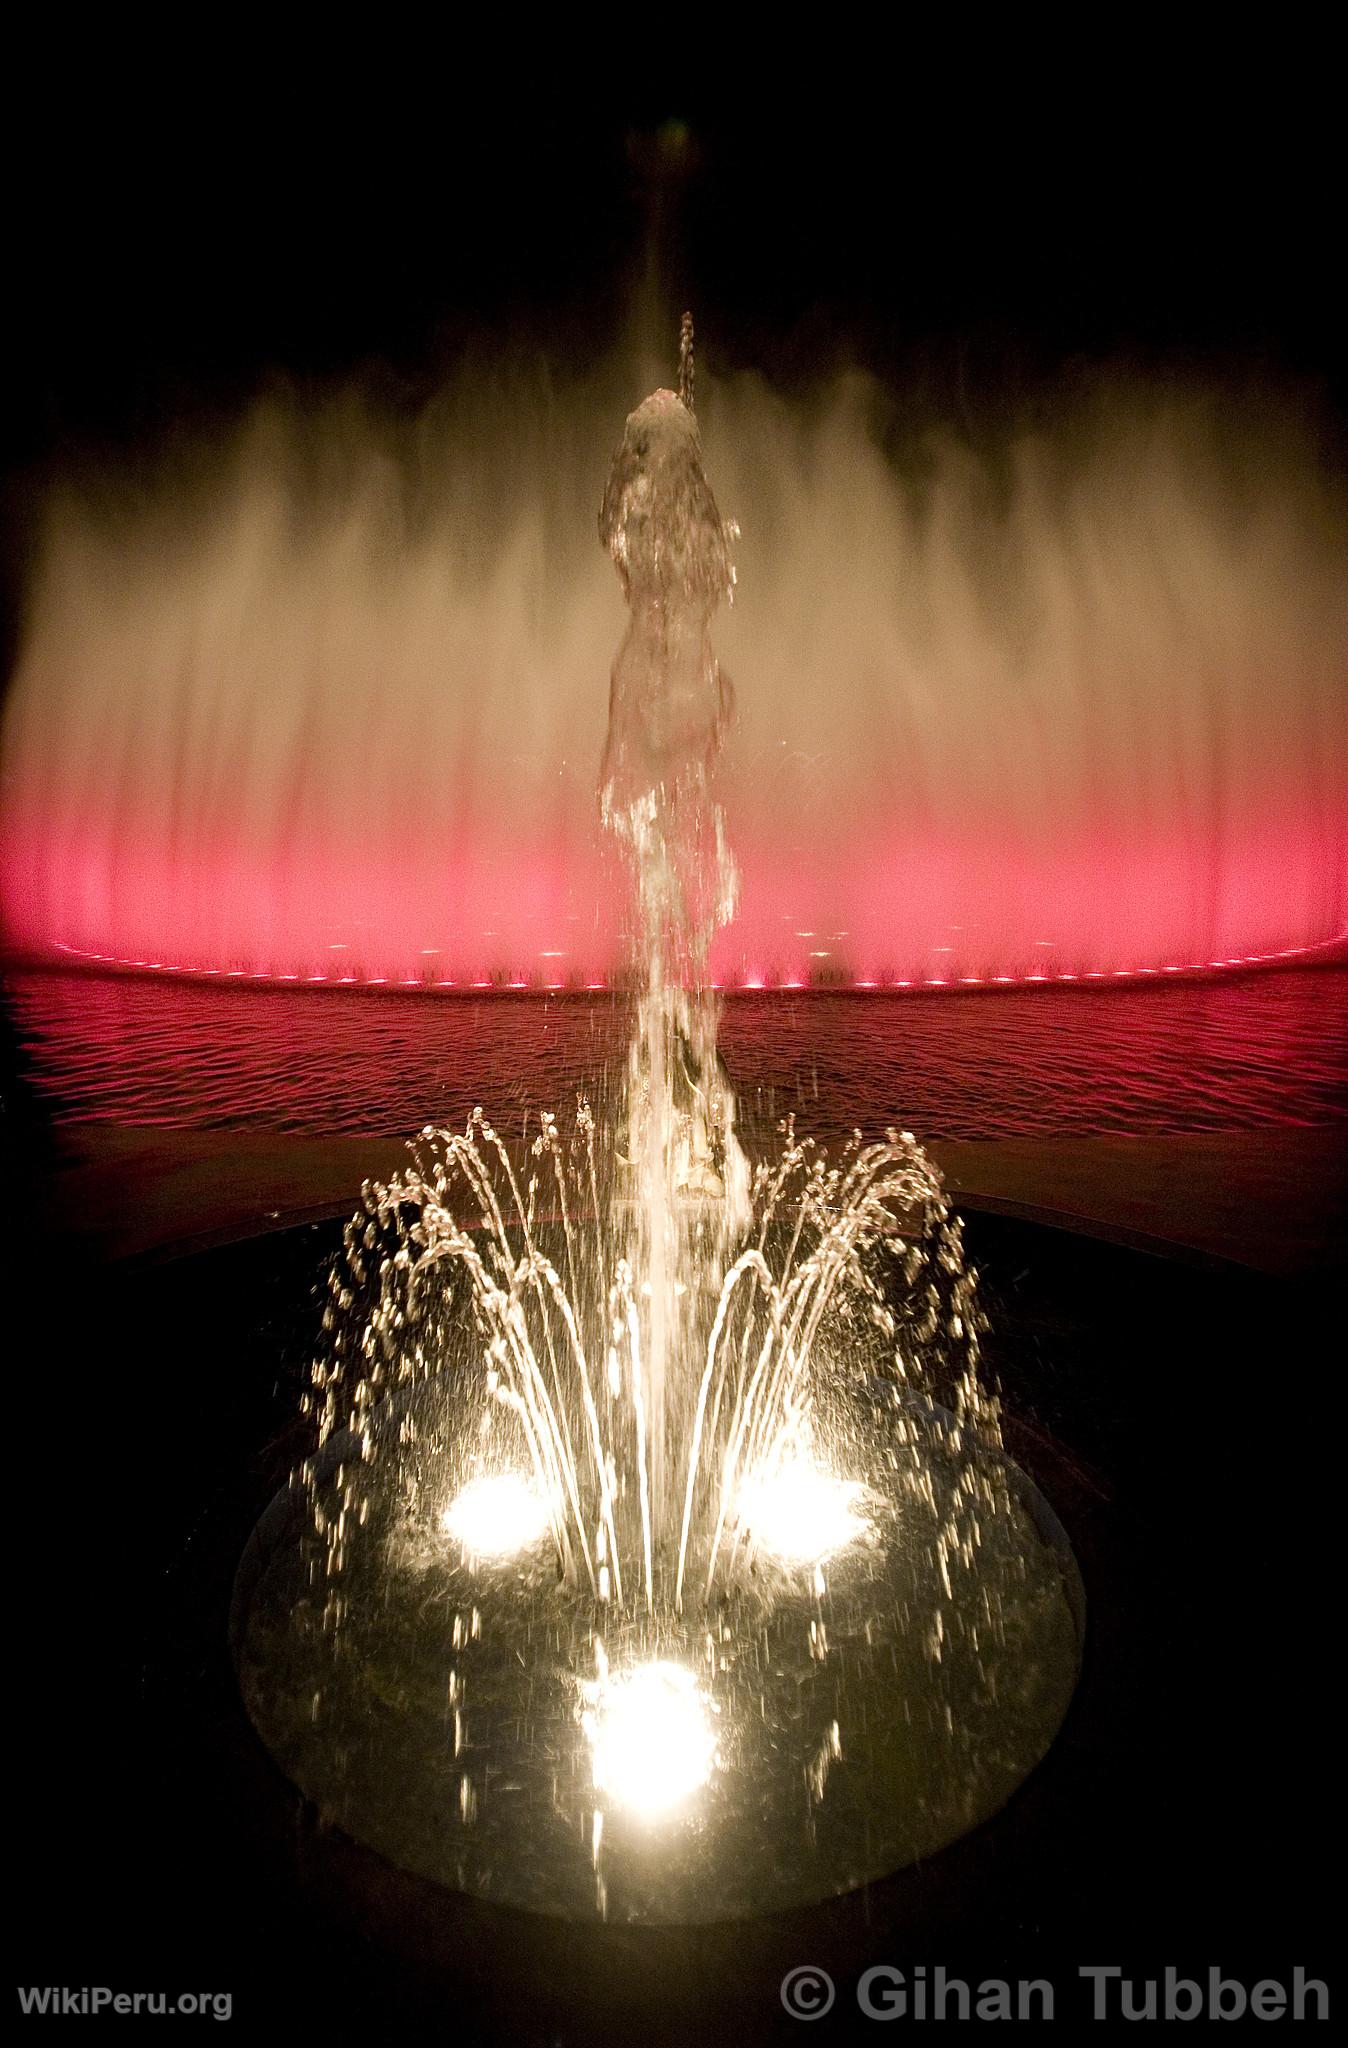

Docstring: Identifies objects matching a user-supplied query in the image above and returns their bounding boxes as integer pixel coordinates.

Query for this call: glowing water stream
[304,327,994,1620]
[243,330,1082,1916]
[599,337,749,1527]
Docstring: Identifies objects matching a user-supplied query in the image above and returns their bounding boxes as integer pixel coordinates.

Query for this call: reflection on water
[5,967,1345,1142]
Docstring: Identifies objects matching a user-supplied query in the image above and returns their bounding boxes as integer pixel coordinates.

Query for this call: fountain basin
[232,1376,1083,1923]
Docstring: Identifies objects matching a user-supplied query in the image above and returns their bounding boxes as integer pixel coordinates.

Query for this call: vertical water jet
[599,314,750,1517]
[229,319,1086,1923]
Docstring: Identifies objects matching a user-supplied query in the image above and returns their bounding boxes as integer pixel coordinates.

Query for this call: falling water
[598,324,750,1519]
[5,359,1345,986]
[300,325,995,1614]
[230,326,1087,1919]
[247,1070,1064,1918]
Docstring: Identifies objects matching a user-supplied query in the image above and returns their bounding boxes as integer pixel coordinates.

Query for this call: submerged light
[442,1473,551,1558]
[583,1661,717,1820]
[737,1461,869,1565]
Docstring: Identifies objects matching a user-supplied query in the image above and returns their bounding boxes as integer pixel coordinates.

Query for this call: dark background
[4,54,1343,672]
[4,56,1345,471]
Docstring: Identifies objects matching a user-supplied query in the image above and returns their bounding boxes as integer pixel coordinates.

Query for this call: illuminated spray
[6,350,1344,987]
[239,324,1083,1904]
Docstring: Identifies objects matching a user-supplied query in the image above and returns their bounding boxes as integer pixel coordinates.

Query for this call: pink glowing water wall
[3,365,1345,991]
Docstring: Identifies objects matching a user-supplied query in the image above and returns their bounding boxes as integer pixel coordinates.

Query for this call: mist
[3,353,1344,988]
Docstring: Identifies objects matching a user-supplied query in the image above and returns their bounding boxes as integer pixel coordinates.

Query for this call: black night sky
[3,60,1344,473]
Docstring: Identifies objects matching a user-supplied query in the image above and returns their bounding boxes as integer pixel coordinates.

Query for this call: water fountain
[231,322,1084,1923]
[5,357,1344,993]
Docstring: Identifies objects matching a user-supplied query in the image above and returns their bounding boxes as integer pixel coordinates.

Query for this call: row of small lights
[47,934,1344,991]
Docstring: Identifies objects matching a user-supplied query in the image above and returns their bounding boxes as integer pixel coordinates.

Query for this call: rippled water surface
[6,967,1345,1141]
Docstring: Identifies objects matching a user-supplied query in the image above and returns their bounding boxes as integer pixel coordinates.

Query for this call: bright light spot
[583,1661,716,1820]
[737,1462,868,1565]
[442,1474,550,1557]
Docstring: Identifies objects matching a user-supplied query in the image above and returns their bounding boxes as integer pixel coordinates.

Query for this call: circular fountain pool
[232,1376,1083,1924]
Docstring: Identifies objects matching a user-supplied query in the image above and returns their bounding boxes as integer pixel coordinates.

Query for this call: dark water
[5,965,1345,1141]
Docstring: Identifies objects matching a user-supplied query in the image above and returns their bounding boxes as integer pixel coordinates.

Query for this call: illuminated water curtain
[5,340,1345,991]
